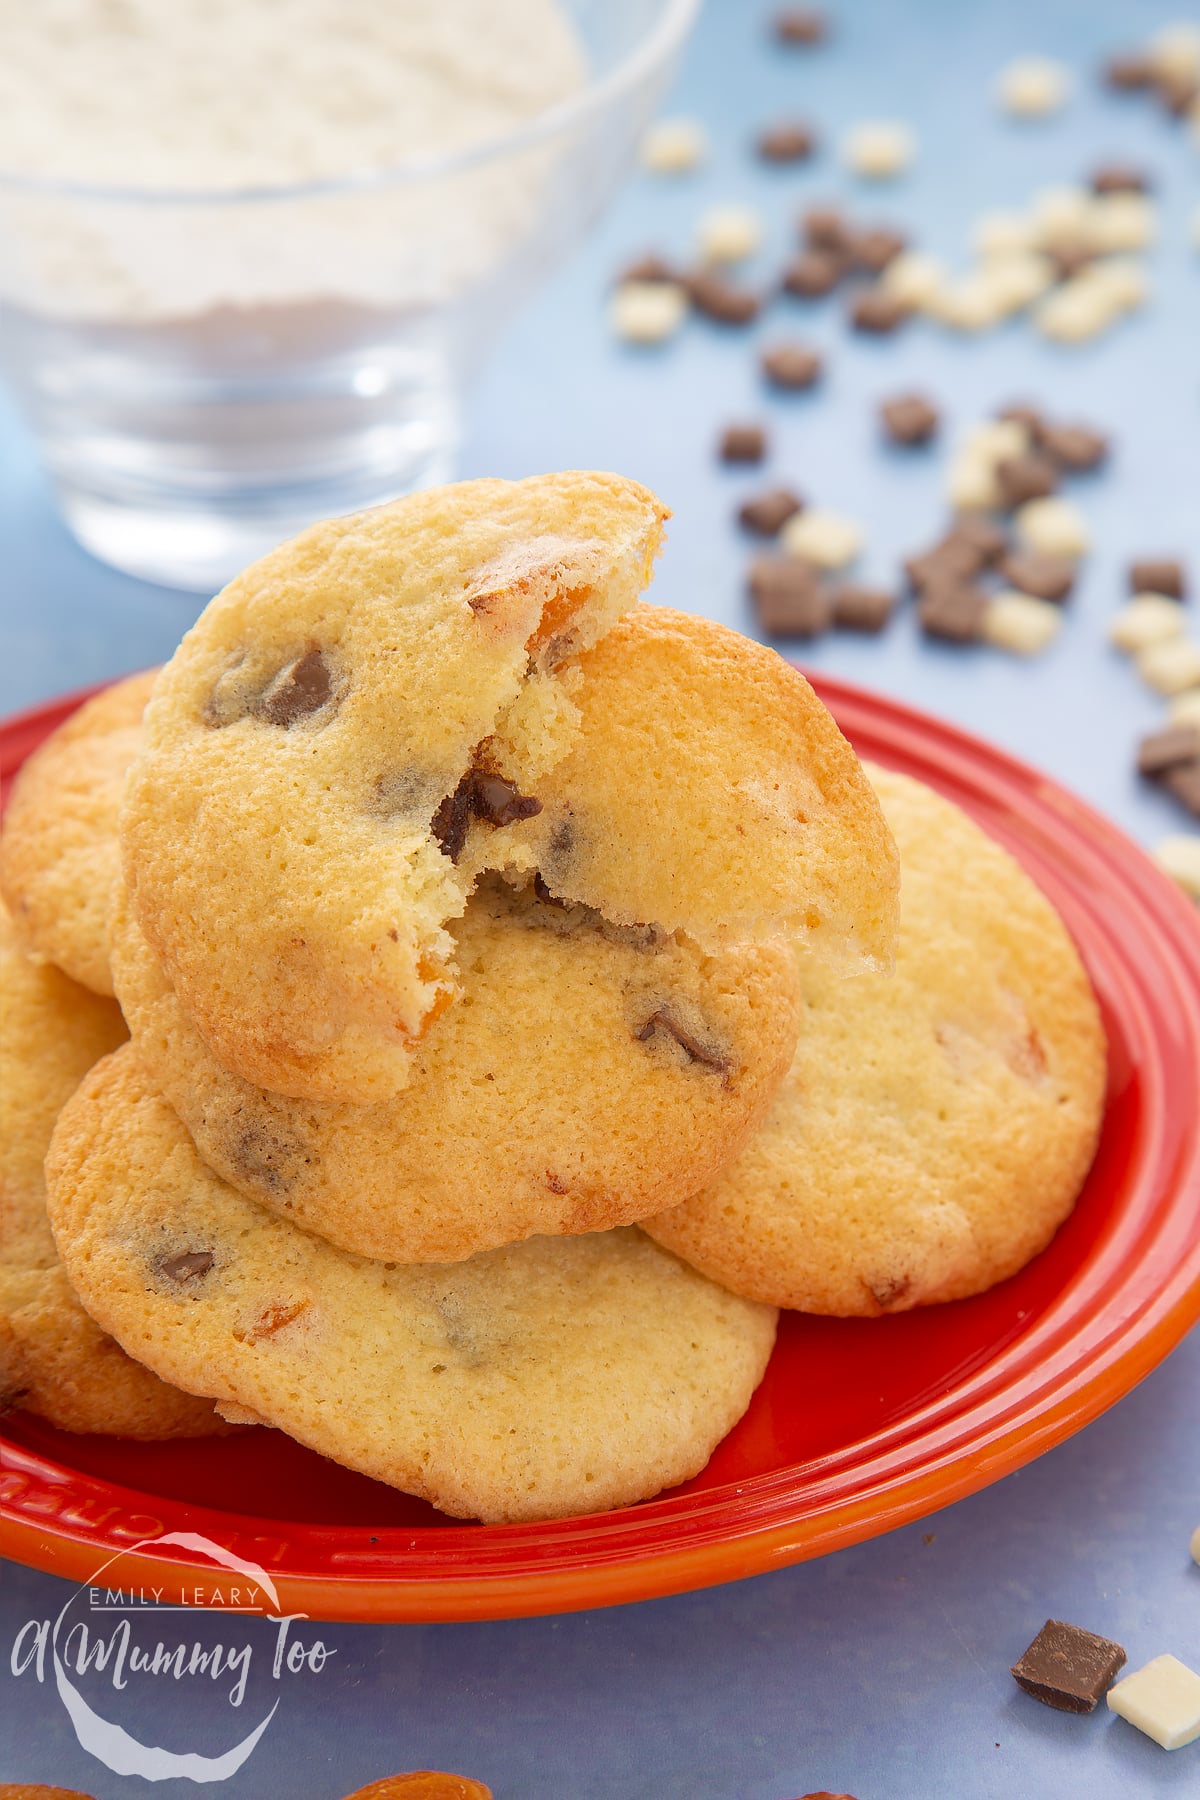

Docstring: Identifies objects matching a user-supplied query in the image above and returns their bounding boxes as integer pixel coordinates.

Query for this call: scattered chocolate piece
[1130,558,1186,599]
[738,487,804,535]
[1044,240,1097,282]
[1137,725,1200,776]
[906,539,987,591]
[848,226,907,273]
[1104,52,1155,90]
[996,400,1046,437]
[432,767,542,862]
[945,514,1009,565]
[1037,422,1109,472]
[159,1249,216,1284]
[719,423,768,463]
[1011,1619,1127,1714]
[1000,552,1076,602]
[1155,69,1199,115]
[685,269,760,325]
[617,252,678,285]
[252,648,334,728]
[760,342,823,389]
[635,1006,729,1073]
[748,557,831,636]
[848,285,911,333]
[881,392,939,446]
[996,452,1059,509]
[917,582,989,643]
[757,121,817,162]
[773,7,828,45]
[781,249,844,298]
[1090,163,1151,194]
[831,583,895,633]
[802,205,852,253]
[1164,763,1200,817]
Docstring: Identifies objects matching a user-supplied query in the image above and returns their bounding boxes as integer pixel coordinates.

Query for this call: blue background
[3,1,1200,1794]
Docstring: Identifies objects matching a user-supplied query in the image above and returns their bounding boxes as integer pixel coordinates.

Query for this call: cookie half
[0,906,224,1436]
[0,669,157,995]
[46,1047,778,1522]
[644,768,1107,1314]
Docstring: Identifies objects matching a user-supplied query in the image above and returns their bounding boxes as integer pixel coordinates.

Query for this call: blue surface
[4,1,1200,1795]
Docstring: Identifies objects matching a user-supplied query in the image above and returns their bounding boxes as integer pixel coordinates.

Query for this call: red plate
[3,675,1200,1623]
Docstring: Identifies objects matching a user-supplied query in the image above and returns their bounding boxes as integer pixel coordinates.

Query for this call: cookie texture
[645,767,1107,1314]
[341,1779,492,1800]
[112,873,803,1261]
[120,473,668,1104]
[46,1047,778,1522]
[0,907,224,1436]
[0,669,157,995]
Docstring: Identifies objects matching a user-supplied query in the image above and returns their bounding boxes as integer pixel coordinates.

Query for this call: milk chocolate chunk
[617,252,679,285]
[1137,725,1200,776]
[996,453,1059,509]
[159,1249,216,1284]
[831,583,895,633]
[1045,241,1096,282]
[881,393,939,445]
[738,487,804,535]
[1164,763,1200,818]
[1091,163,1151,194]
[758,120,817,162]
[1155,70,1199,115]
[470,773,542,829]
[906,540,986,591]
[720,423,768,463]
[782,250,844,298]
[686,270,760,325]
[1000,552,1076,602]
[1104,52,1154,90]
[918,582,988,643]
[849,226,907,273]
[253,648,334,727]
[1038,422,1109,471]
[848,286,910,333]
[748,557,831,637]
[760,342,823,389]
[1130,558,1186,599]
[1011,1619,1127,1713]
[945,514,1009,565]
[773,8,828,45]
[431,781,474,863]
[802,205,852,253]
[997,401,1046,437]
[635,1006,729,1074]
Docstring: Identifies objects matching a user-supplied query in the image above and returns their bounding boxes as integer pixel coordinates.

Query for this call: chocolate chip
[802,205,852,253]
[906,540,987,591]
[738,488,804,535]
[1156,69,1199,115]
[252,649,334,728]
[773,7,828,44]
[1090,163,1151,194]
[880,393,939,446]
[634,1006,730,1074]
[432,766,543,862]
[848,286,911,333]
[159,1250,215,1284]
[757,121,817,162]
[1104,52,1155,90]
[1130,558,1186,599]
[1163,763,1200,817]
[686,270,760,325]
[226,1121,305,1195]
[1037,422,1109,471]
[719,423,768,463]
[617,252,679,285]
[996,401,1046,437]
[749,558,831,638]
[760,342,823,389]
[944,514,1009,565]
[831,583,895,633]
[917,582,988,643]
[1000,552,1076,602]
[848,226,907,273]
[1011,1619,1127,1713]
[1137,725,1200,776]
[781,249,844,299]
[995,453,1059,509]
[431,782,474,864]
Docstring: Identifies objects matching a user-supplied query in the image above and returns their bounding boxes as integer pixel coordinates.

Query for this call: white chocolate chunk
[1035,279,1119,343]
[1109,595,1187,653]
[982,251,1056,313]
[1148,22,1200,81]
[1137,638,1200,696]
[983,592,1062,655]
[696,205,763,264]
[1108,1654,1200,1750]
[640,117,707,174]
[1154,838,1200,901]
[997,56,1071,116]
[840,120,915,179]
[973,210,1037,260]
[610,280,688,343]
[1088,192,1156,253]
[1030,184,1095,247]
[963,418,1030,464]
[1082,257,1149,313]
[1169,690,1200,729]
[882,250,947,307]
[779,508,862,569]
[1014,497,1089,559]
[926,272,1005,331]
[946,452,1002,511]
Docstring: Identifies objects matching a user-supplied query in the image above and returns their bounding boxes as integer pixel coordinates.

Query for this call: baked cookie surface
[45,1047,778,1522]
[0,906,224,1437]
[0,669,157,995]
[645,767,1107,1315]
[120,473,668,1104]
[112,873,803,1262]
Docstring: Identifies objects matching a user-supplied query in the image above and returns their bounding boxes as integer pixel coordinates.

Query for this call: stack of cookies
[0,470,1107,1524]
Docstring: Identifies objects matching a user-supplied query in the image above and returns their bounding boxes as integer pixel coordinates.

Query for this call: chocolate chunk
[918,582,988,643]
[905,540,986,591]
[432,766,542,862]
[831,583,895,633]
[995,453,1059,509]
[159,1249,215,1284]
[634,1006,730,1074]
[1163,763,1200,817]
[719,423,768,463]
[1037,422,1109,471]
[1137,725,1200,776]
[848,286,911,333]
[996,401,1045,437]
[881,392,939,446]
[738,487,804,535]
[773,7,828,45]
[252,649,334,728]
[617,252,678,285]
[686,270,760,324]
[944,514,1009,565]
[1011,1619,1127,1713]
[1130,558,1186,599]
[1156,70,1199,115]
[227,1120,305,1194]
[749,557,831,637]
[781,249,844,298]
[802,205,852,253]
[431,782,474,863]
[1044,241,1096,282]
[1104,52,1155,90]
[760,342,823,389]
[757,120,817,162]
[1090,163,1151,194]
[848,226,907,273]
[1000,552,1076,602]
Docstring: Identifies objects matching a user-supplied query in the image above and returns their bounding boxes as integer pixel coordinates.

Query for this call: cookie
[0,907,223,1436]
[45,1047,778,1522]
[645,768,1107,1314]
[0,669,157,995]
[111,872,803,1262]
[120,473,669,1104]
[341,1779,492,1800]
